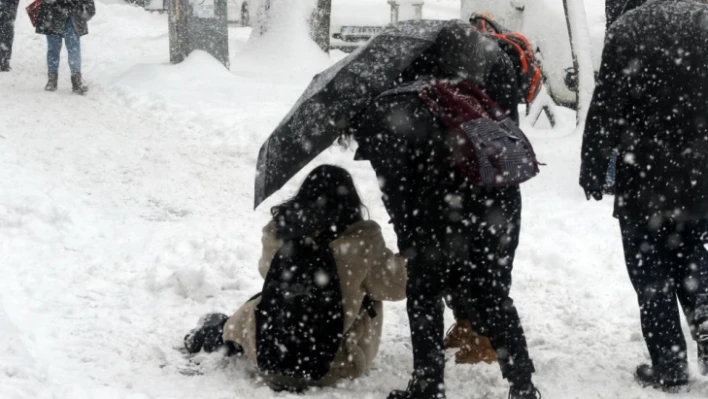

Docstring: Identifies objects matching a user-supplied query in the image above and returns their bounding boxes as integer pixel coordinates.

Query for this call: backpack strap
[361,295,378,319]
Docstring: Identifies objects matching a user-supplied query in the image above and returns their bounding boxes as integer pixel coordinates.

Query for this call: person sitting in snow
[184,165,408,392]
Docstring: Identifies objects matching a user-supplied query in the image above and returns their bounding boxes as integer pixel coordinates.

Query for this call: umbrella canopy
[254,19,496,208]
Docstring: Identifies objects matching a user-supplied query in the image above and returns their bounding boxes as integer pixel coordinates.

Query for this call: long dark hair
[271,165,365,241]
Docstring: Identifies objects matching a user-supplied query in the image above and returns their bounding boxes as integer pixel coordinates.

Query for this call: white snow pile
[1,0,707,399]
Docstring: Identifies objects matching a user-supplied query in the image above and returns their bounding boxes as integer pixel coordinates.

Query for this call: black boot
[71,73,88,95]
[508,378,541,399]
[699,342,708,376]
[184,313,230,354]
[45,73,58,91]
[387,371,445,399]
[634,364,688,392]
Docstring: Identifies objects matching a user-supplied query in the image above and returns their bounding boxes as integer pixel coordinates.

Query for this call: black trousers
[619,216,708,371]
[0,0,20,68]
[402,185,535,384]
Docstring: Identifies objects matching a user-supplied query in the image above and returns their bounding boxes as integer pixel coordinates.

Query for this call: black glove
[584,188,603,201]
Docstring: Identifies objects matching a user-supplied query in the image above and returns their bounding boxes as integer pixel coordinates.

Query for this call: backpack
[378,79,540,187]
[255,235,344,382]
[469,13,543,104]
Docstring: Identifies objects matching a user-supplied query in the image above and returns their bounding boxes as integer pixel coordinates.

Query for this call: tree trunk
[309,0,331,54]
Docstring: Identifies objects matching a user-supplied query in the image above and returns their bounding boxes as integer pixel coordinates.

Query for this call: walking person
[581,0,708,391]
[351,22,540,399]
[0,0,19,71]
[36,0,95,94]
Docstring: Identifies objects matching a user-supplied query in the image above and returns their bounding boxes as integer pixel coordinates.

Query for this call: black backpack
[255,236,344,382]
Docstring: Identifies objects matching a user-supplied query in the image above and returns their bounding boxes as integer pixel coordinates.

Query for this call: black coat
[36,0,95,37]
[353,34,521,249]
[580,0,708,221]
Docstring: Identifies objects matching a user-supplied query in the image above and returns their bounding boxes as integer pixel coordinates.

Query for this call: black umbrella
[254,19,494,208]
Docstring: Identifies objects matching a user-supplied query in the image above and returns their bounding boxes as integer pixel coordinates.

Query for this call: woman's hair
[271,165,366,240]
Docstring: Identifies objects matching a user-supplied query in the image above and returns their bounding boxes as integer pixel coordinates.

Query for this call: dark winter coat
[353,31,521,250]
[580,0,708,222]
[36,0,95,37]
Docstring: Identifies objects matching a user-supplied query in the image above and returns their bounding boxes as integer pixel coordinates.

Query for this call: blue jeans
[47,19,81,74]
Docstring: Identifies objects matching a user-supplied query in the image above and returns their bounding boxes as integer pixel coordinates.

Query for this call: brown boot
[444,319,473,349]
[454,331,497,365]
[45,73,58,91]
[71,73,88,95]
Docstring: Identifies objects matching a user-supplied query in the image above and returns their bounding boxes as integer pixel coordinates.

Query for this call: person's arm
[83,0,96,20]
[484,52,520,124]
[580,27,631,200]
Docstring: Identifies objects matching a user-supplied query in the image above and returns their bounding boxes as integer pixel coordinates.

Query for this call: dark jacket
[581,0,708,221]
[353,29,521,250]
[36,0,95,37]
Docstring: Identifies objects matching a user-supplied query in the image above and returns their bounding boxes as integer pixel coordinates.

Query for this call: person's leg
[619,216,688,382]
[46,34,63,74]
[388,229,448,399]
[0,0,20,70]
[457,187,536,390]
[63,18,81,75]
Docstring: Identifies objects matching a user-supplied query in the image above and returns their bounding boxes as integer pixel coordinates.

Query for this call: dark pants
[619,216,708,371]
[0,0,19,69]
[403,186,534,384]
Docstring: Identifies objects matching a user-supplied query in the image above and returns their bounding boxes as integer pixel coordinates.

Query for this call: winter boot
[184,313,230,354]
[387,371,445,399]
[698,319,708,376]
[454,332,497,365]
[45,73,58,91]
[444,319,473,349]
[699,342,708,376]
[634,364,688,392]
[508,379,542,399]
[71,73,88,95]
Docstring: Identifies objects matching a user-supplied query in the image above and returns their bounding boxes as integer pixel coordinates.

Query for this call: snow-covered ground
[1,1,708,399]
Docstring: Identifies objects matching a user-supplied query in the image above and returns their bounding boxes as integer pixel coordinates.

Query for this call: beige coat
[223,219,407,386]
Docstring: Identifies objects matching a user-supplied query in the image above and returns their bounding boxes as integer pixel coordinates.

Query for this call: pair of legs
[0,0,20,70]
[402,186,535,389]
[620,215,708,375]
[47,18,82,75]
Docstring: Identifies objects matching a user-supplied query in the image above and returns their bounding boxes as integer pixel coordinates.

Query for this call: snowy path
[1,2,707,399]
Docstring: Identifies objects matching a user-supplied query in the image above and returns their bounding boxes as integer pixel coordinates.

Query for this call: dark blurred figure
[581,0,708,391]
[352,23,540,399]
[0,0,20,71]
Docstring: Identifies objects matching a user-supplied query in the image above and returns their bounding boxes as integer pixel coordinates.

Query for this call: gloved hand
[584,188,603,201]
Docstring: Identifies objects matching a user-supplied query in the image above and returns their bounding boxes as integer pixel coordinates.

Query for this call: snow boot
[699,342,708,376]
[184,313,230,354]
[508,380,541,399]
[443,319,473,349]
[698,319,708,376]
[634,364,688,393]
[387,371,445,399]
[71,73,88,95]
[45,73,58,91]
[454,331,497,365]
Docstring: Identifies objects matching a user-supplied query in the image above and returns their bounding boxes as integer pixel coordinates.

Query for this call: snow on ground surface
[1,1,708,399]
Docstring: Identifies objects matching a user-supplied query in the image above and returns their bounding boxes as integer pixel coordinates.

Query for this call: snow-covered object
[461,0,604,108]
[563,0,595,130]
